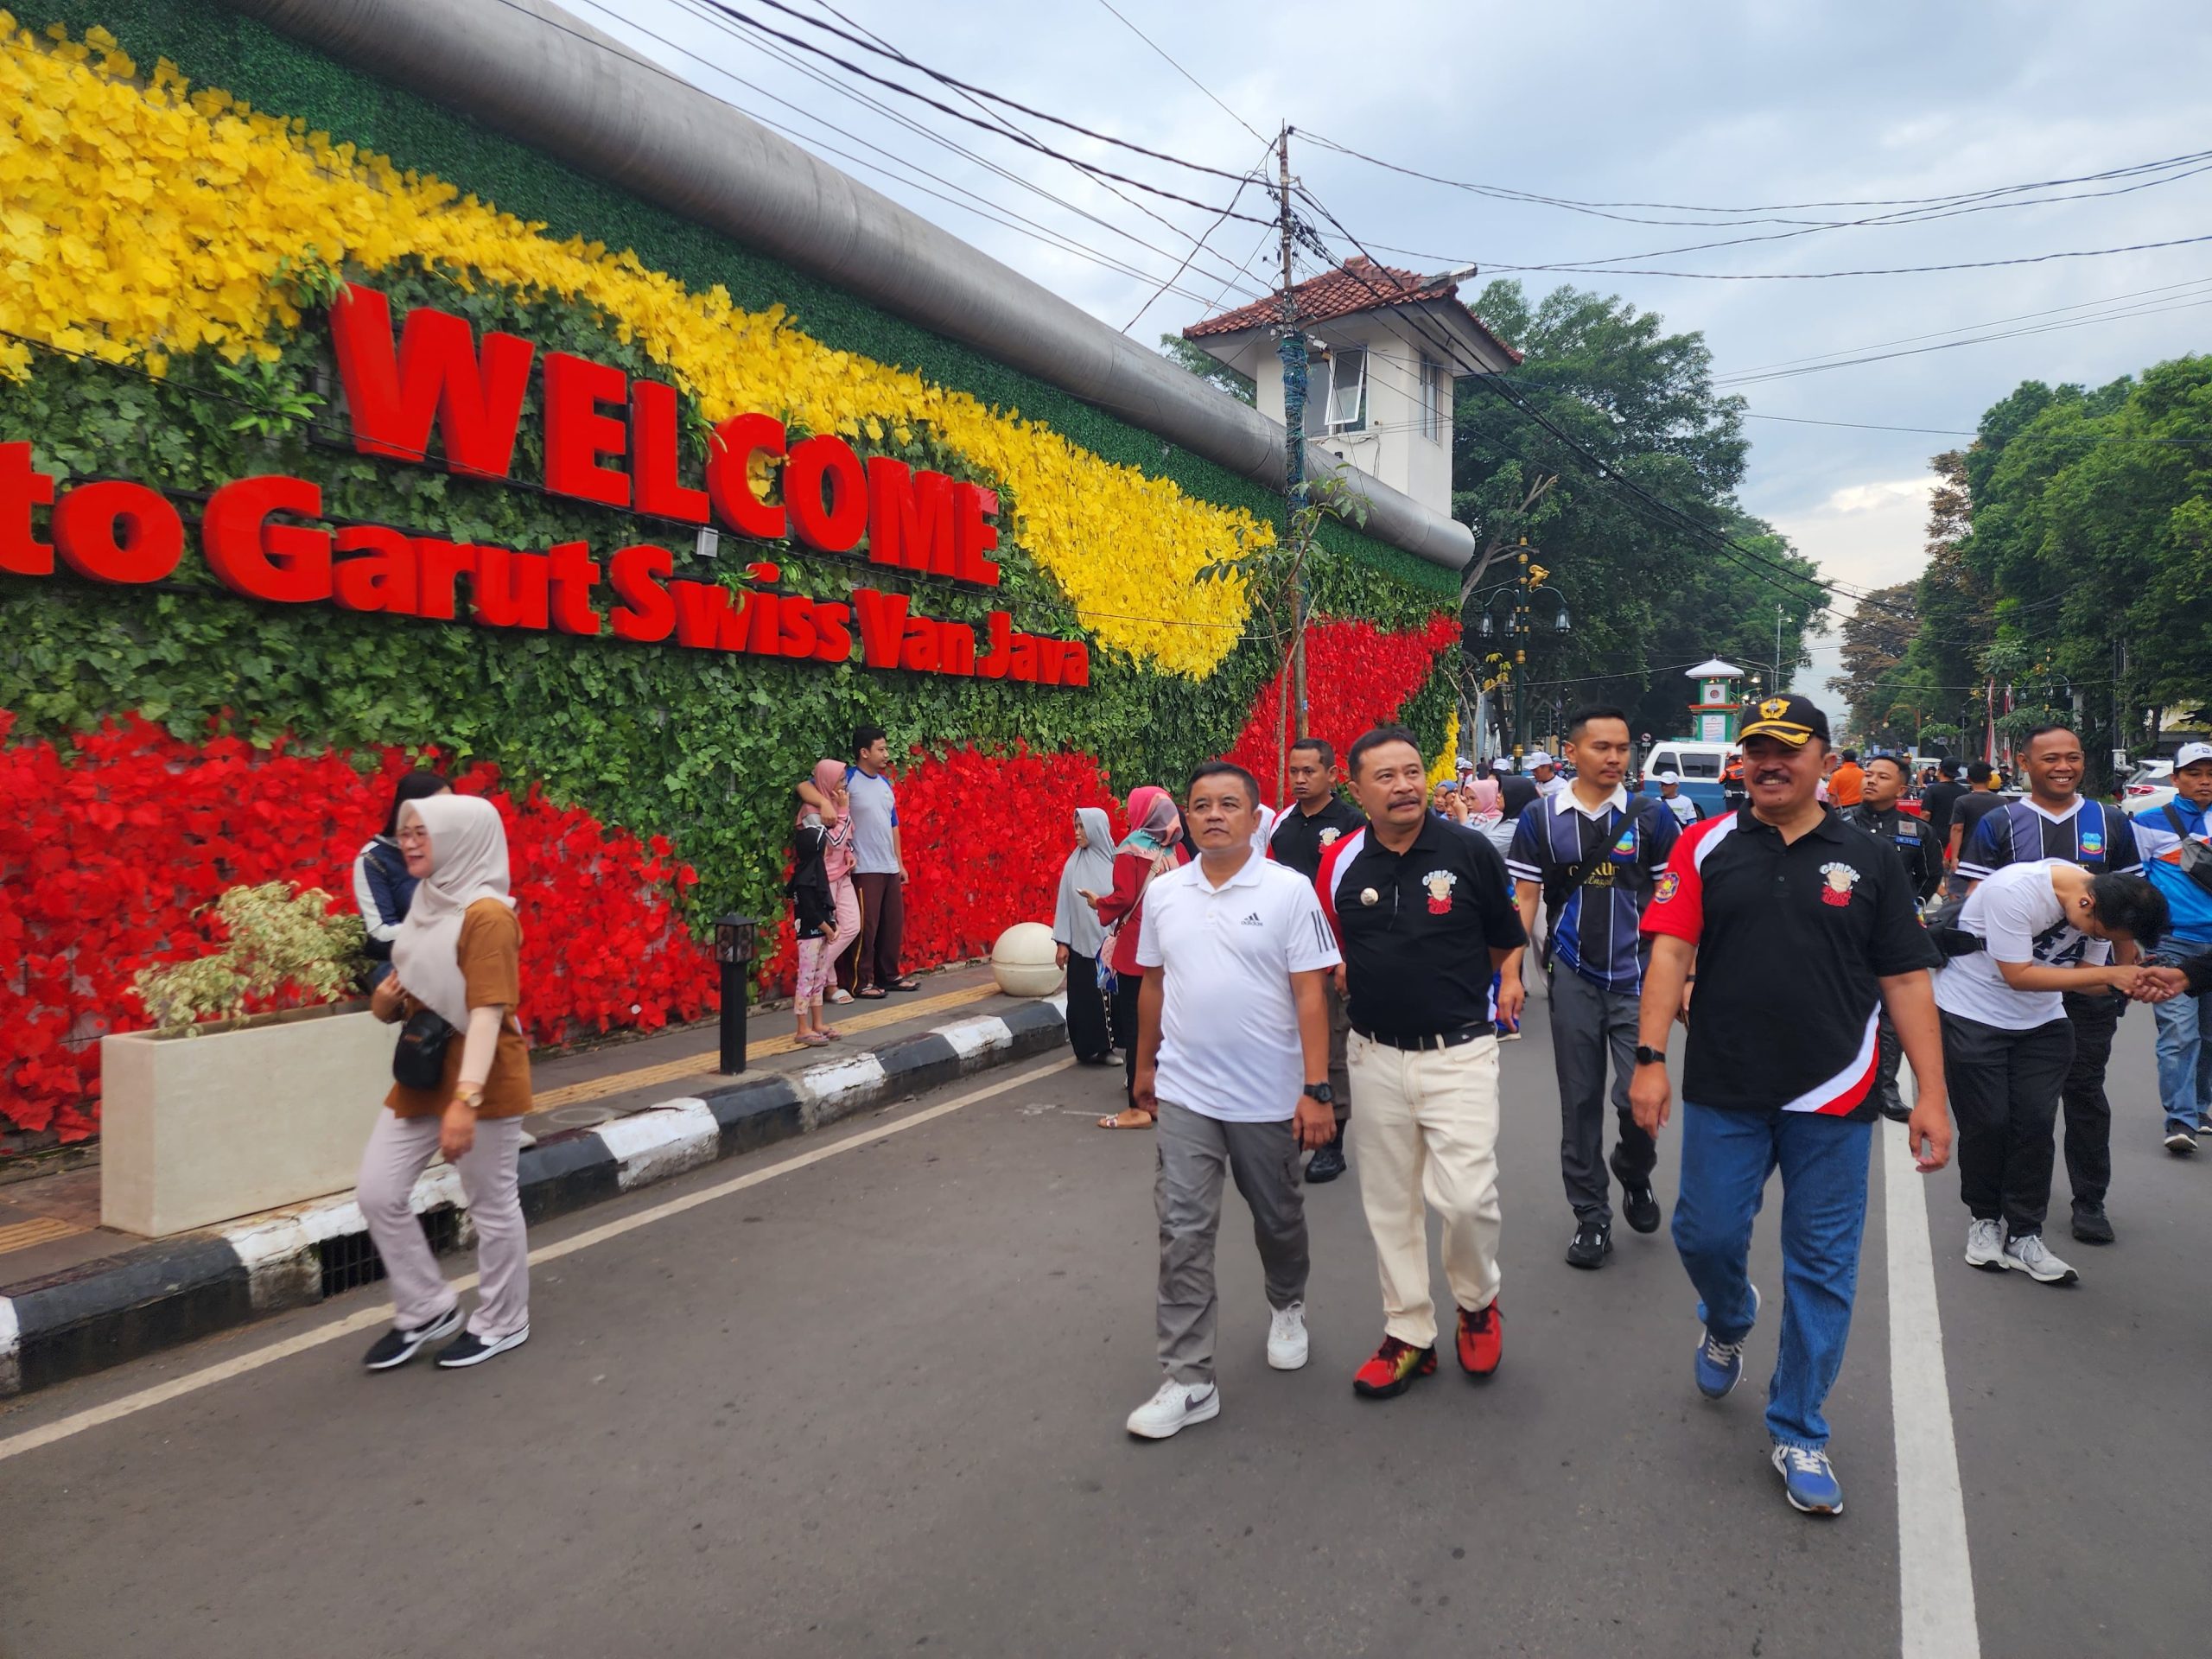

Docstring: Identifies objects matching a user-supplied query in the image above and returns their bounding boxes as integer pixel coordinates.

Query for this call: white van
[1637,740,1736,816]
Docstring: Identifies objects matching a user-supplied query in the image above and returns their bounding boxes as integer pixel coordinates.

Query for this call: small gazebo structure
[1685,659,1747,744]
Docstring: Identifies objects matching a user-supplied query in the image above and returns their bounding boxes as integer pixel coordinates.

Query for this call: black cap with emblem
[1737,692,1832,749]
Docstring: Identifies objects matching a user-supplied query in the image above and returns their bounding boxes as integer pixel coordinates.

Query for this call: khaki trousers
[356,1109,530,1341]
[1346,1030,1503,1348]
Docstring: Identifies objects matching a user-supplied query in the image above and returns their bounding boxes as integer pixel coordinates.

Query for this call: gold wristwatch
[453,1084,486,1112]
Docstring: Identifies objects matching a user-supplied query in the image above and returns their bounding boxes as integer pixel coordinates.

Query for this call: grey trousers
[1155,1100,1308,1386]
[357,1109,530,1341]
[1548,963,1657,1224]
[1325,981,1351,1130]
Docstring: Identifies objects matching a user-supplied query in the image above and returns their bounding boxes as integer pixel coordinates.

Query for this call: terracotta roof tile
[1184,256,1521,363]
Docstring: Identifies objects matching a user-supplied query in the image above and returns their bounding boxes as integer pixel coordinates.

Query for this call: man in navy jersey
[1956,725,2142,1244]
[1502,706,1681,1268]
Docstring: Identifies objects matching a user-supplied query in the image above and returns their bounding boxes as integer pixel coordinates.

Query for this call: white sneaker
[2003,1233,2079,1285]
[1266,1301,1309,1370]
[1964,1217,2010,1271]
[1125,1376,1220,1440]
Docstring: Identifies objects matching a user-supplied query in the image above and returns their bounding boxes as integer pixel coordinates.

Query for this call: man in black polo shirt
[1921,758,1967,857]
[1631,694,1950,1518]
[1270,735,1367,1181]
[1318,725,1528,1400]
[1955,724,2142,1245]
[1842,753,1946,1124]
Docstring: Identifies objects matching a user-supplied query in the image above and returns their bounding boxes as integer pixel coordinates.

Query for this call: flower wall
[0,4,1465,1139]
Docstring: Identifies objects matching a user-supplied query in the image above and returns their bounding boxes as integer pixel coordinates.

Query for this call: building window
[1420,358,1446,441]
[1324,350,1367,432]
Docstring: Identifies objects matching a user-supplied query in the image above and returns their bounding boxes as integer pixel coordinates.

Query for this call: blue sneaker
[1693,1283,1760,1400]
[1771,1442,1845,1515]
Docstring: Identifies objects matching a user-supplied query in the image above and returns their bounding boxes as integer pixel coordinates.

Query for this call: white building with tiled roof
[1184,256,1520,520]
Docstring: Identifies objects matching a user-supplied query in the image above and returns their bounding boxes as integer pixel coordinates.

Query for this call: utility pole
[1773,602,1785,693]
[1275,124,1308,771]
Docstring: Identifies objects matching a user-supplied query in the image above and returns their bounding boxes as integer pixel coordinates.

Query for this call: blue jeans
[2149,946,2212,1132]
[1672,1103,1873,1452]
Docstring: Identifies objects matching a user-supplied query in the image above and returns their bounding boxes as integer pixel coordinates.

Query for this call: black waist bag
[393,1006,456,1089]
[1922,895,1985,959]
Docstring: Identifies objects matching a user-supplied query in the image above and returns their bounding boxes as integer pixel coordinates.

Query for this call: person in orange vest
[1828,750,1865,807]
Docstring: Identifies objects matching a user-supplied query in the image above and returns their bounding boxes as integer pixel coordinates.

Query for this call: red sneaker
[1457,1300,1503,1379]
[1352,1335,1437,1399]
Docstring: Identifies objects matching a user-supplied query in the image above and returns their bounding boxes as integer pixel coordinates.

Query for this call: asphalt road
[1,995,2206,1658]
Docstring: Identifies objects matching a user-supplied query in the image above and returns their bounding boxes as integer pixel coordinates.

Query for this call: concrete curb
[0,997,1068,1399]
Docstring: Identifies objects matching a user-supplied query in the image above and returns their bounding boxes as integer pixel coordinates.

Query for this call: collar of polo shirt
[1188,848,1267,891]
[1552,783,1630,818]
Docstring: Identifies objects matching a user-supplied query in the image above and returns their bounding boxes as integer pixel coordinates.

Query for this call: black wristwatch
[1633,1045,1668,1068]
[1302,1082,1335,1104]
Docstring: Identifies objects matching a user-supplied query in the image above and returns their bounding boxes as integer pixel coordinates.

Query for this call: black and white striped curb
[0,996,1068,1399]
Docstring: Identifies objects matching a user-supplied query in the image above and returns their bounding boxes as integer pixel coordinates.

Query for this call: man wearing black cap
[1631,693,1951,1518]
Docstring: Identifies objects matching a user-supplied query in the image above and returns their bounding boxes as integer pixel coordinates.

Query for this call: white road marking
[0,1057,1077,1465]
[1884,1077,1981,1659]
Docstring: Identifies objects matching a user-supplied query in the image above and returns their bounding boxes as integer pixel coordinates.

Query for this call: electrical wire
[687,1,1272,219]
[734,0,1256,180]
[795,0,1281,315]
[1090,0,1273,149]
[1744,411,2212,445]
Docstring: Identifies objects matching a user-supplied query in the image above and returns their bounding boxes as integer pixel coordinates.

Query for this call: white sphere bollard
[990,921,1065,998]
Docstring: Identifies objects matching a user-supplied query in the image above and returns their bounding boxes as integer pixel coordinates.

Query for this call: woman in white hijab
[359,793,534,1372]
[1052,806,1118,1065]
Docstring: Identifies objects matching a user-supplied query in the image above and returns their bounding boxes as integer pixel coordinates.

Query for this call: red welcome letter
[785,435,868,553]
[952,483,1002,586]
[630,380,709,524]
[543,353,632,507]
[704,414,788,541]
[201,475,332,603]
[865,458,956,574]
[52,481,183,585]
[607,543,677,642]
[328,284,534,478]
[0,442,55,575]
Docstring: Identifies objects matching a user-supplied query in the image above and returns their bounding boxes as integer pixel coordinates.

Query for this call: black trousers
[840,871,905,991]
[2060,988,2120,1207]
[1114,974,1144,1112]
[1063,949,1112,1064]
[1943,1009,2074,1238]
[1874,1008,1904,1116]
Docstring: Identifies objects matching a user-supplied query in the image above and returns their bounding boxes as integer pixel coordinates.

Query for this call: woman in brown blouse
[359,793,534,1371]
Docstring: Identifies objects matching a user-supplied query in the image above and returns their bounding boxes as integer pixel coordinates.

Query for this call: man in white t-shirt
[1934,860,2166,1285]
[1124,761,1340,1440]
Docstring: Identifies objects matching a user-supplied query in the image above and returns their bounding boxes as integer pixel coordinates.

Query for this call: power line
[1091,0,1272,149]
[1300,128,2212,222]
[560,0,1271,314]
[1745,410,2212,445]
[1715,276,2212,378]
[793,0,1280,315]
[1477,229,2212,283]
[1122,156,1270,334]
[687,1,1271,219]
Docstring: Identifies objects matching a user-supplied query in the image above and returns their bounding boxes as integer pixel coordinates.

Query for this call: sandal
[817,1027,842,1041]
[889,977,923,993]
[827,988,854,1005]
[796,1032,831,1047]
[1096,1108,1156,1131]
[856,986,889,1000]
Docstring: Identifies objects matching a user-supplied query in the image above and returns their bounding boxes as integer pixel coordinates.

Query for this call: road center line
[1883,1094,1981,1659]
[0,1056,1077,1465]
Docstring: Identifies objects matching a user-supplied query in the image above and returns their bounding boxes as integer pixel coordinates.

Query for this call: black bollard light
[715,912,760,1074]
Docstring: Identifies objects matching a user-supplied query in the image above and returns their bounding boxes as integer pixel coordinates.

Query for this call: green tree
[1829,582,1920,747]
[1156,334,1255,405]
[1451,281,1825,741]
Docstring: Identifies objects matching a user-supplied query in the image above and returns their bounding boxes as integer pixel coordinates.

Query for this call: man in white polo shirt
[1125,760,1340,1440]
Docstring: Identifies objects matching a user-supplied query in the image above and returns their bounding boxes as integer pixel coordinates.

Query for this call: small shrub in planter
[133,883,368,1037]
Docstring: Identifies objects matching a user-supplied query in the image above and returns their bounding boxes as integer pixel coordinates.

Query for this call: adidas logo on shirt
[1240,912,1264,925]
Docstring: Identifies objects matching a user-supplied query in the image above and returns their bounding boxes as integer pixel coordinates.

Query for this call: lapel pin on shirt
[1360,887,1380,906]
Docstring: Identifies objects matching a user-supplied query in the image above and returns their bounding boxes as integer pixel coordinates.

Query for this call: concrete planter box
[100,1003,391,1237]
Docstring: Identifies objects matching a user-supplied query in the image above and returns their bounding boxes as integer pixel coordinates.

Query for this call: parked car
[2122,759,2176,815]
[1636,740,1735,817]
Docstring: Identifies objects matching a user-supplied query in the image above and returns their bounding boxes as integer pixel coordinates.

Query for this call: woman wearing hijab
[1087,785,1185,1130]
[352,770,451,988]
[1052,807,1117,1066]
[790,760,861,1044]
[359,793,533,1372]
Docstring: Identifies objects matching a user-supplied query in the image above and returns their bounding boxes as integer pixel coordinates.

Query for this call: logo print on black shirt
[1421,869,1458,914]
[1818,861,1861,907]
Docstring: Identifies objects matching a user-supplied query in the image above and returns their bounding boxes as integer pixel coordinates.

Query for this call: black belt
[1352,1022,1493,1052]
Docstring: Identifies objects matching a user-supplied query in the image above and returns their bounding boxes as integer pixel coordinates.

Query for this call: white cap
[1654,769,1682,785]
[1526,751,1555,769]
[1456,756,1478,774]
[2177,741,2212,771]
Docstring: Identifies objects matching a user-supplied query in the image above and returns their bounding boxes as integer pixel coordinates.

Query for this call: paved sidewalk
[0,961,1067,1396]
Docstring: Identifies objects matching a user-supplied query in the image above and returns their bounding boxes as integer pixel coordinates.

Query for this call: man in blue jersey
[1501,706,1681,1268]
[1956,725,2142,1243]
[2133,741,2212,1153]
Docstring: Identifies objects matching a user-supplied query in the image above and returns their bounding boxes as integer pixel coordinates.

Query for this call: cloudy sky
[580,0,2212,719]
